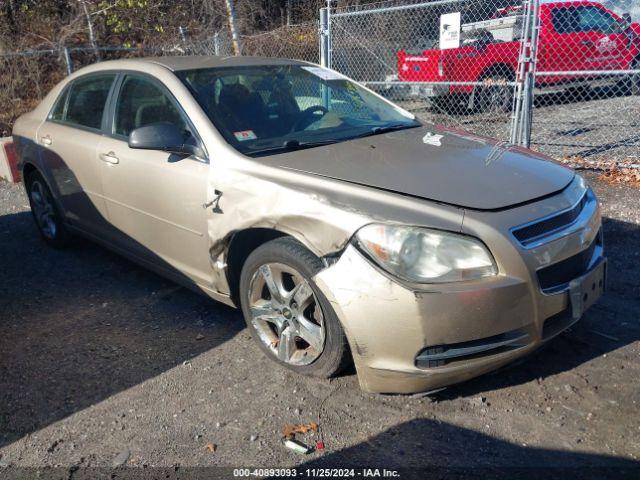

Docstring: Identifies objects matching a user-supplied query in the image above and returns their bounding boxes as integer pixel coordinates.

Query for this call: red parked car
[397,1,640,112]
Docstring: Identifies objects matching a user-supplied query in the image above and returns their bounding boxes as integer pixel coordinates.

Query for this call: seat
[217,83,268,135]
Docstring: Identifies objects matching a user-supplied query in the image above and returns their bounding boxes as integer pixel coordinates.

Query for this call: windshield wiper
[356,123,421,138]
[246,124,420,157]
[247,139,340,157]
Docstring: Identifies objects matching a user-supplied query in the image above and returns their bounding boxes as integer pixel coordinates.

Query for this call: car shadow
[297,418,640,479]
[0,207,245,449]
[1,164,638,451]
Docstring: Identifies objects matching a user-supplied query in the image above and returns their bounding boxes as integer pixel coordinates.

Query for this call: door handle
[40,135,52,146]
[580,40,594,47]
[100,151,120,164]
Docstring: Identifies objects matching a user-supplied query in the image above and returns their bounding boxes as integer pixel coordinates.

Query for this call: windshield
[177,64,420,157]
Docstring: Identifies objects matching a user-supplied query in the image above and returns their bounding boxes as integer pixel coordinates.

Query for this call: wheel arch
[22,161,40,183]
[22,161,67,221]
[223,220,352,306]
[478,62,516,81]
[224,227,291,305]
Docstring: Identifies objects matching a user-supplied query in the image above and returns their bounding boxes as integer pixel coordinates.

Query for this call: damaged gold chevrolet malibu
[12,56,606,394]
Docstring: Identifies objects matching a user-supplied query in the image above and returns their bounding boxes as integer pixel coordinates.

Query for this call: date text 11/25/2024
[232,468,401,477]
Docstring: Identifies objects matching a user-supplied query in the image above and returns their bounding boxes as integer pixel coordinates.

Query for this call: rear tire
[476,70,515,113]
[239,237,350,378]
[25,171,72,248]
[618,57,640,96]
[631,58,640,96]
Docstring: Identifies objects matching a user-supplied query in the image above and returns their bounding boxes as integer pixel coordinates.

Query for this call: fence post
[510,0,540,148]
[522,0,540,148]
[62,47,73,75]
[319,6,332,109]
[213,32,220,56]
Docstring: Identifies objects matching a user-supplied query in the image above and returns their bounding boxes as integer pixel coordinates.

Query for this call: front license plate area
[569,259,607,320]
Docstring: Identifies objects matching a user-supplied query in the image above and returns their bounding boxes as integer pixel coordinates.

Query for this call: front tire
[239,237,350,378]
[25,171,71,248]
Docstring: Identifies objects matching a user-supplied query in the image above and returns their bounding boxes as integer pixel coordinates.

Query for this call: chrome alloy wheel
[30,179,57,240]
[248,262,325,366]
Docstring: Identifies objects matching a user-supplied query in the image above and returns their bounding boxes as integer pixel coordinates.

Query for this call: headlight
[355,224,497,283]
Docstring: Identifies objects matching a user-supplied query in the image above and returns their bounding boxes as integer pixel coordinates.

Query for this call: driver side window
[114,75,188,138]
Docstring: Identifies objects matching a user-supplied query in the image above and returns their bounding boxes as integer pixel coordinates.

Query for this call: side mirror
[618,13,632,32]
[128,123,204,158]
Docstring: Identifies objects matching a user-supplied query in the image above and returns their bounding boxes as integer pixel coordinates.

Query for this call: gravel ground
[0,173,639,478]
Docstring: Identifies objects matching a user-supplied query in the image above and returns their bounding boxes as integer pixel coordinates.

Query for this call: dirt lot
[0,173,639,479]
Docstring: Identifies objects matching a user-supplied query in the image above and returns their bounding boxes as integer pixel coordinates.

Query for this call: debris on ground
[600,166,640,186]
[112,449,130,467]
[282,437,312,455]
[283,422,318,439]
[47,439,63,454]
[469,396,487,407]
[281,422,320,455]
[205,443,217,453]
[195,334,205,341]
[558,156,640,185]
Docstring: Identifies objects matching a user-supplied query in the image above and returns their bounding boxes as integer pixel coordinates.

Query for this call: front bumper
[313,183,604,394]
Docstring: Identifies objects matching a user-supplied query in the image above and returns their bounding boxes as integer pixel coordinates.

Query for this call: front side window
[64,74,115,130]
[177,64,419,156]
[114,75,187,138]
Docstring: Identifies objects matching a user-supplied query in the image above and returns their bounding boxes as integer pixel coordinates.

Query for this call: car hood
[263,125,574,210]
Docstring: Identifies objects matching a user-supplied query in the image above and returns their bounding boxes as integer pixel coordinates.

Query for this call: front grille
[512,192,589,245]
[537,230,601,293]
[415,327,530,368]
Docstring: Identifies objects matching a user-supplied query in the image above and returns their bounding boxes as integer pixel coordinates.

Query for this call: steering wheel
[290,105,329,132]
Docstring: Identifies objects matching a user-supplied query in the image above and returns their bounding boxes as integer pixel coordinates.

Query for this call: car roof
[96,55,312,72]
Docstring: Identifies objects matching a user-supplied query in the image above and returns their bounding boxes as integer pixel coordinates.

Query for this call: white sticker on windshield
[234,130,257,141]
[423,132,443,147]
[301,66,346,81]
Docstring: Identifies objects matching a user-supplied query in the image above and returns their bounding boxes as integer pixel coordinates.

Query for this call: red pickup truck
[397,1,640,112]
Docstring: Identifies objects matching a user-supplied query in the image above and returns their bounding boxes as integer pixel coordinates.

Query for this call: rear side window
[50,88,69,121]
[114,76,187,138]
[63,74,115,130]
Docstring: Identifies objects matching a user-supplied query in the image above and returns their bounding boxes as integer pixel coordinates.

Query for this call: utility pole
[80,0,100,61]
[225,0,241,56]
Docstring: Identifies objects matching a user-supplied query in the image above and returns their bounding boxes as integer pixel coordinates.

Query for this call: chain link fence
[0,23,318,136]
[325,0,526,143]
[3,0,639,166]
[529,1,640,164]
[321,0,640,164]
